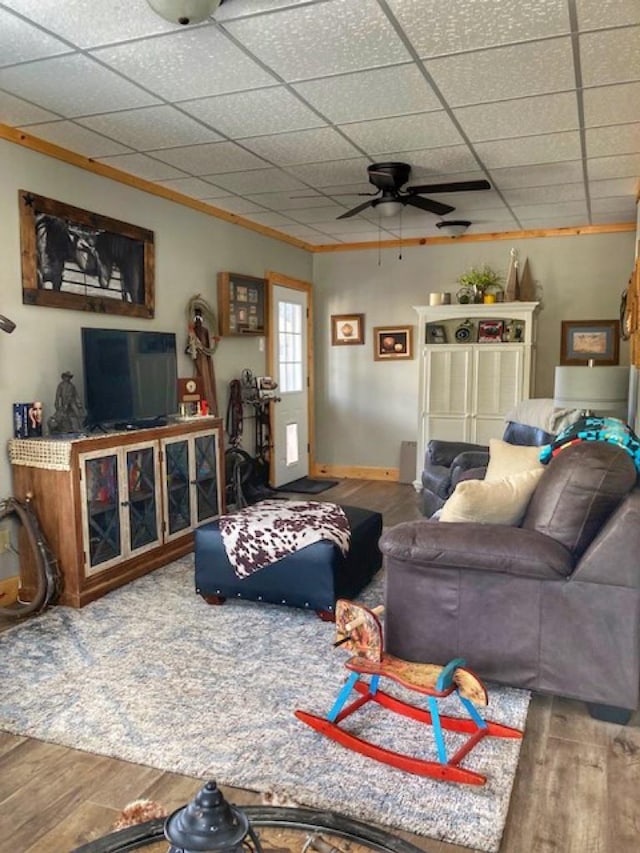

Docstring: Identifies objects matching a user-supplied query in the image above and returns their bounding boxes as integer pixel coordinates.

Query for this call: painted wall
[0,139,311,493]
[312,231,635,469]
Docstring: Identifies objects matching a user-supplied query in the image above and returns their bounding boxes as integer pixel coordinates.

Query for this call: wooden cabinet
[413,303,540,488]
[9,418,224,607]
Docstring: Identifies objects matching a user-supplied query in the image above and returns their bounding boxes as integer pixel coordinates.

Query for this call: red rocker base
[295,601,522,786]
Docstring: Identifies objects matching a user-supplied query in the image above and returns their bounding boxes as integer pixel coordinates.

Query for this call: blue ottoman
[194,504,382,618]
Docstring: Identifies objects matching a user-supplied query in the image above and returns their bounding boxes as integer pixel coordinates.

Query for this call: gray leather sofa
[381,441,640,721]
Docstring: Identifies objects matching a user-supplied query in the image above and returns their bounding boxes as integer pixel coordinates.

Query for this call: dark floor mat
[274,477,339,494]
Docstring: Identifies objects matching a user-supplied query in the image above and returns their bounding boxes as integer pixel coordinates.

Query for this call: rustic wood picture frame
[19,189,155,318]
[560,319,620,366]
[331,313,365,345]
[374,326,413,360]
[217,271,267,336]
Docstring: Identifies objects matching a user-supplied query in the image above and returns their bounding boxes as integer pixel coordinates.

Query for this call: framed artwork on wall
[331,313,365,345]
[560,319,620,365]
[19,190,155,318]
[374,326,413,360]
[217,271,266,336]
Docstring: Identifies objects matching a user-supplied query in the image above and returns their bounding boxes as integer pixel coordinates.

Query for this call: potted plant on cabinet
[457,265,503,303]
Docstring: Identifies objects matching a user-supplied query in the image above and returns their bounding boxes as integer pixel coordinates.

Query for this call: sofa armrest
[380,520,573,581]
[572,489,640,587]
[427,439,488,468]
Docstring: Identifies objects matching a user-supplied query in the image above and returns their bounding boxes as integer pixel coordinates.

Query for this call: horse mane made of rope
[186,294,220,359]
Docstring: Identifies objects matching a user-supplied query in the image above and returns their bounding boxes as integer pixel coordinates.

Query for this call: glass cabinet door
[193,432,219,524]
[81,451,122,573]
[164,438,191,536]
[125,445,161,552]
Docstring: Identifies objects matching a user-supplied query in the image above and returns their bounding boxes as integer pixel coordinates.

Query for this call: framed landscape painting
[560,319,620,365]
[19,190,155,318]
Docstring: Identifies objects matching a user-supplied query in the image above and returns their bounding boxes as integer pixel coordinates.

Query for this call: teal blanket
[540,417,640,472]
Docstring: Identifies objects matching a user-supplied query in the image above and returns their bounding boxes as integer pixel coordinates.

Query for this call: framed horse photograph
[19,190,155,318]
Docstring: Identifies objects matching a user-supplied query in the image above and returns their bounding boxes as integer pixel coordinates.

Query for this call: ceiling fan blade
[290,192,376,199]
[337,199,377,219]
[407,179,491,195]
[403,195,455,216]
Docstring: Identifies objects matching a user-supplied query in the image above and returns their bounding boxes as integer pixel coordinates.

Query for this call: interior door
[266,272,313,488]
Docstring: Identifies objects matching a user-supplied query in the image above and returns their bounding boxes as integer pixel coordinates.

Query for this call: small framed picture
[426,323,447,344]
[374,326,413,360]
[478,319,505,343]
[560,319,620,365]
[331,313,364,345]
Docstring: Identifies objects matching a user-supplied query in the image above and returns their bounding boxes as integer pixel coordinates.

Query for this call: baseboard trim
[311,463,399,481]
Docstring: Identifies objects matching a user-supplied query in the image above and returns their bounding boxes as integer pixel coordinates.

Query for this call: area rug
[0,559,530,852]
[275,477,339,494]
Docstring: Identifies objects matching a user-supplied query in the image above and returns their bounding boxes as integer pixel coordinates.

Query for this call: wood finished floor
[1,480,639,852]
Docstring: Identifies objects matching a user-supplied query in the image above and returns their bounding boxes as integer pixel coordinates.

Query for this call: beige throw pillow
[485,438,544,482]
[440,468,544,525]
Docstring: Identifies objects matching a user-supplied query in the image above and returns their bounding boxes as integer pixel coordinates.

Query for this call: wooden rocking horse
[295,600,522,785]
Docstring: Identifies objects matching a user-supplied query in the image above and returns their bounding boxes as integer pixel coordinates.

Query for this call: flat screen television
[81,327,178,429]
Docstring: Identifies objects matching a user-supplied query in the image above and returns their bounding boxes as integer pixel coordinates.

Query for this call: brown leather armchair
[381,441,640,722]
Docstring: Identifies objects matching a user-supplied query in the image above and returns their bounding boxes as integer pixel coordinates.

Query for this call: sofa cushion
[522,442,637,558]
[440,468,544,525]
[485,438,544,482]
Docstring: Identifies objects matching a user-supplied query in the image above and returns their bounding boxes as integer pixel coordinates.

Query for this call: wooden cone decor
[518,258,536,302]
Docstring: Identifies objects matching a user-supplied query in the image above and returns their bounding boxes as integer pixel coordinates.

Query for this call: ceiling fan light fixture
[146,0,222,25]
[377,199,403,218]
[436,219,471,237]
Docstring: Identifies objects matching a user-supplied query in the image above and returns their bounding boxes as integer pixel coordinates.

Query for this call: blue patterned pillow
[539,417,640,472]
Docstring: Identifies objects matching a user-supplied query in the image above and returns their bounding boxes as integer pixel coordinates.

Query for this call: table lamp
[553,361,630,421]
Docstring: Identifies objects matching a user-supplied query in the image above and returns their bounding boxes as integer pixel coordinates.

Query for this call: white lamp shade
[554,365,630,421]
[146,0,221,24]
[376,199,403,218]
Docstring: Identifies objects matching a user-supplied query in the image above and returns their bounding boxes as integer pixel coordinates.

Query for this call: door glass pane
[126,446,158,550]
[195,433,219,523]
[165,439,191,535]
[84,454,120,568]
[278,301,303,393]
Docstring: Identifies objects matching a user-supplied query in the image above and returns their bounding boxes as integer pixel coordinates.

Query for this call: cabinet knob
[121,500,129,507]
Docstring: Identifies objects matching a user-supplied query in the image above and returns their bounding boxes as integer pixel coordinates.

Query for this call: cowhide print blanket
[219,500,351,578]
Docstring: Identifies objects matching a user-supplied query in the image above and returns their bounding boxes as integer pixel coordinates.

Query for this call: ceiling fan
[336,162,491,220]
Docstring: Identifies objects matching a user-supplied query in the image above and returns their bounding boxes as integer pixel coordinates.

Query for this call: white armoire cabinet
[413,302,540,489]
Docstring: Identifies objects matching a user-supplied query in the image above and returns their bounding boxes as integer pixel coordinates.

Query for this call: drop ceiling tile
[426,38,575,106]
[377,145,481,175]
[210,169,308,195]
[511,200,588,218]
[293,66,441,124]
[149,141,268,174]
[454,93,579,142]
[591,210,636,225]
[490,160,585,188]
[0,0,178,47]
[92,28,277,102]
[0,55,160,117]
[275,224,332,240]
[583,82,640,127]
[586,123,640,158]
[313,217,388,234]
[217,0,315,19]
[504,183,586,205]
[0,7,71,66]
[474,131,582,169]
[586,153,640,179]
[241,127,360,166]
[0,91,59,125]
[155,177,231,199]
[580,27,640,88]
[590,196,637,215]
[222,0,411,81]
[96,152,187,181]
[19,120,131,157]
[207,197,268,215]
[288,205,350,224]
[78,106,221,151]
[286,158,373,187]
[245,192,332,211]
[518,214,590,228]
[241,211,299,228]
[387,0,570,56]
[576,0,640,31]
[181,87,325,138]
[589,177,639,197]
[339,112,464,155]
